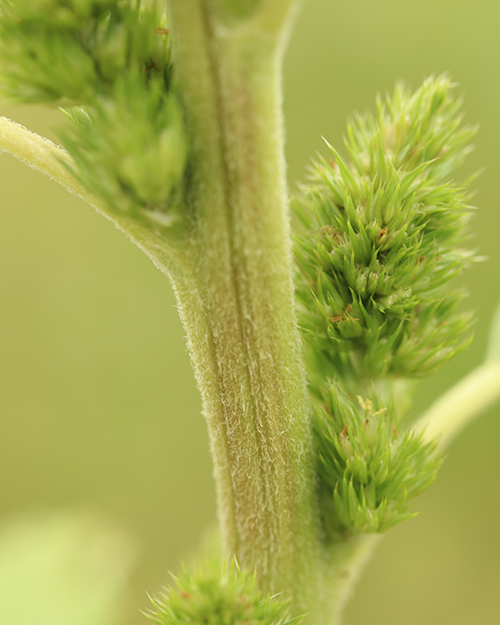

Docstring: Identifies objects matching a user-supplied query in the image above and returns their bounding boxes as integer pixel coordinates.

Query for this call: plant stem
[166,0,321,618]
[416,360,500,449]
[323,536,381,625]
[0,117,93,203]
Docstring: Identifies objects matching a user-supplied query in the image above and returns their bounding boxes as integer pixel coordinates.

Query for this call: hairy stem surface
[166,0,321,618]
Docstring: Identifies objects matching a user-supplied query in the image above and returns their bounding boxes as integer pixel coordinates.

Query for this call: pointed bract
[314,382,440,539]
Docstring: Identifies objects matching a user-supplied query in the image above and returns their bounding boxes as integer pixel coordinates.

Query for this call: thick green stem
[1,6,322,618]
[166,0,321,618]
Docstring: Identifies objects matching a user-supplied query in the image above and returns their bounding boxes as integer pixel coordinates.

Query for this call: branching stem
[0,116,189,278]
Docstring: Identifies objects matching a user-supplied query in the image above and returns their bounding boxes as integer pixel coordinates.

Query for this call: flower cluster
[0,0,170,104]
[314,383,440,538]
[60,75,187,227]
[294,76,476,539]
[148,559,297,625]
[0,0,187,229]
[294,76,476,384]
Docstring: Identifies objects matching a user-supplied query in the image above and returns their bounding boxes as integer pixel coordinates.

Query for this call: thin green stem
[323,536,381,625]
[0,116,94,204]
[416,360,500,449]
[167,0,321,618]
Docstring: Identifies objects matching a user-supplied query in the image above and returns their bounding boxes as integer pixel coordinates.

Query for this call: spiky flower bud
[314,382,440,539]
[148,559,298,625]
[294,76,477,384]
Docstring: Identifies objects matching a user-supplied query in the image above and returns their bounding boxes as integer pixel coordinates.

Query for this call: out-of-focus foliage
[0,510,135,625]
[0,0,170,104]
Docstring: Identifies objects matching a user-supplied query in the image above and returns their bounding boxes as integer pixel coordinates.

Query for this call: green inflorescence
[314,383,440,538]
[148,559,299,625]
[60,75,187,228]
[294,75,476,384]
[294,76,477,539]
[0,0,187,229]
[0,0,172,104]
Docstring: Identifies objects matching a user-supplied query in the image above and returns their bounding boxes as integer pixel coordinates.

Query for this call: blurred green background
[1,0,499,623]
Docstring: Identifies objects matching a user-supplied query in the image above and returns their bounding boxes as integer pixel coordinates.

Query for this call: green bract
[148,559,298,625]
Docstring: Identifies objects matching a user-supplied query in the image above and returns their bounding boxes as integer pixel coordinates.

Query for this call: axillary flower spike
[294,75,477,540]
